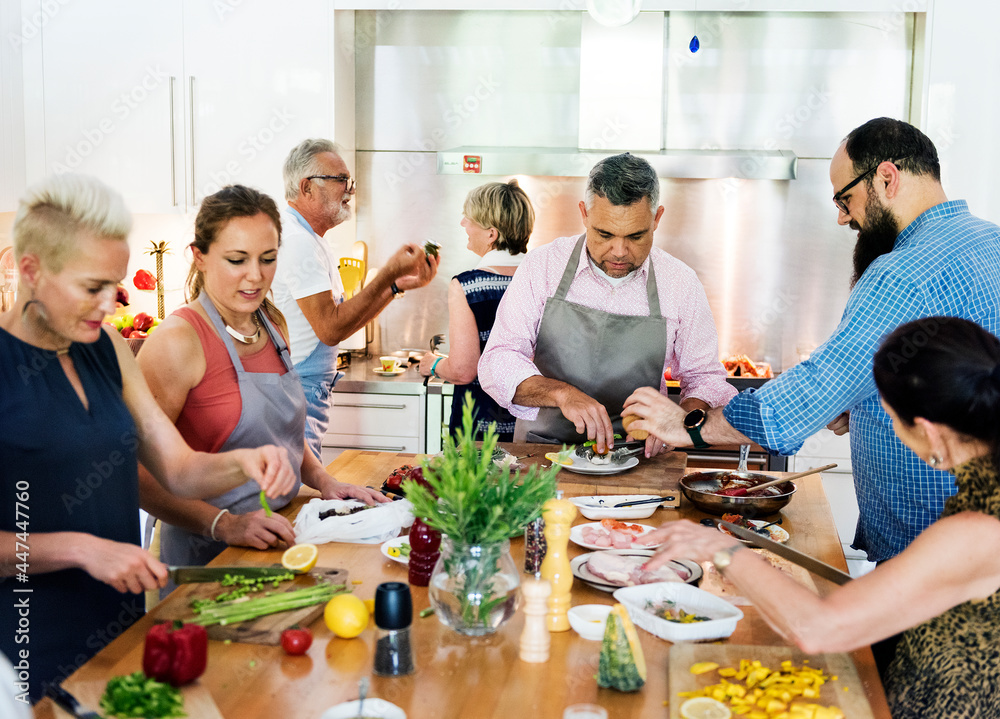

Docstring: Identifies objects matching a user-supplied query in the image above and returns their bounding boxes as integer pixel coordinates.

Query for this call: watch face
[683,408,707,429]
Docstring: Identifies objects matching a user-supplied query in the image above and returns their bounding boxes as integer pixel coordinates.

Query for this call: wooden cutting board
[154,567,348,645]
[668,643,876,719]
[53,681,222,719]
[504,442,687,508]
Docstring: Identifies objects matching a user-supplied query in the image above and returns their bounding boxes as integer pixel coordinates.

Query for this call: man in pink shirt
[478,153,734,457]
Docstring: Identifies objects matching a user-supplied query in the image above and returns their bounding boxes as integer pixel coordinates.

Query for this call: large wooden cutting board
[154,567,348,645]
[504,442,687,508]
[53,681,223,719]
[669,644,876,719]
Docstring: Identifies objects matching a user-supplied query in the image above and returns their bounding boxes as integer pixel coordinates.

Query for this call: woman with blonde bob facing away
[0,175,295,702]
[639,316,1000,718]
[138,185,385,593]
[419,179,534,441]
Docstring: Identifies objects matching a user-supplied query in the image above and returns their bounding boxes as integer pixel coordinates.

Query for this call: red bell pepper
[143,620,208,687]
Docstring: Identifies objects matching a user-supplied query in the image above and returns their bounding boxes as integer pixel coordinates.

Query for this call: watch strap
[686,424,710,450]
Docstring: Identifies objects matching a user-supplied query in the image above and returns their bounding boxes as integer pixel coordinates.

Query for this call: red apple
[131,330,148,339]
[133,312,154,332]
[121,327,134,338]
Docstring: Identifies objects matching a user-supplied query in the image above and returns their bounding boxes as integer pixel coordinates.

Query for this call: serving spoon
[717,463,838,496]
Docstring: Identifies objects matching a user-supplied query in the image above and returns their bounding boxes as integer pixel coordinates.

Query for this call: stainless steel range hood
[437,146,797,180]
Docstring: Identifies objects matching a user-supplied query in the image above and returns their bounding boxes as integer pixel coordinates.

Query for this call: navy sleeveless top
[448,269,516,441]
[0,327,143,702]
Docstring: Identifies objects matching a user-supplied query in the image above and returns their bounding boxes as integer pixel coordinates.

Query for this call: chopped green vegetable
[419,606,435,618]
[259,490,273,517]
[100,671,186,718]
[189,582,347,627]
[189,572,296,611]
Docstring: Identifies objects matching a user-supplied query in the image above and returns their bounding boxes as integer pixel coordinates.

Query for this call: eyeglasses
[832,156,910,214]
[306,174,355,193]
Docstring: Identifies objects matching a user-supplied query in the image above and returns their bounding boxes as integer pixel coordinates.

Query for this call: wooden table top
[36,449,891,719]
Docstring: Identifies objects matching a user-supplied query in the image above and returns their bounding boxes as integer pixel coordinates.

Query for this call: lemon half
[680,697,732,719]
[544,451,574,467]
[281,543,318,573]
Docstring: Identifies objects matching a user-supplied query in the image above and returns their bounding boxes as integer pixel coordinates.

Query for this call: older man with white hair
[271,139,439,458]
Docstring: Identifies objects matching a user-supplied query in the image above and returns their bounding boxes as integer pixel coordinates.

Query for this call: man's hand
[215,509,296,550]
[555,385,616,453]
[388,244,440,291]
[236,445,296,499]
[622,387,689,447]
[826,412,850,436]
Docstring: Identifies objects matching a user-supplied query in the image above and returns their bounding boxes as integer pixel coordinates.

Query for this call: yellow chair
[339,257,365,299]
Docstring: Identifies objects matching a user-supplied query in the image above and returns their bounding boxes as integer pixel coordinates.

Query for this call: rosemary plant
[404,395,558,546]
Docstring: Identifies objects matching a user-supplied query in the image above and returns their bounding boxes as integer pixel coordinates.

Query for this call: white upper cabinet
[40,0,334,213]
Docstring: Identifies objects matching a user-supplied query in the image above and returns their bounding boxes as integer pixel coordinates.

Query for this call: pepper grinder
[373,582,415,677]
[539,492,576,632]
[407,517,441,587]
[519,575,552,663]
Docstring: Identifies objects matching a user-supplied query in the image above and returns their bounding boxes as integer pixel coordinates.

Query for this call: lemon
[324,594,370,638]
[680,697,732,719]
[544,451,574,467]
[281,543,318,573]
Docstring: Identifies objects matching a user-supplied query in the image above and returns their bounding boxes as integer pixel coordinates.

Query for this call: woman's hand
[78,536,168,594]
[320,479,390,505]
[215,509,296,550]
[637,519,742,571]
[236,445,296,498]
[419,352,440,377]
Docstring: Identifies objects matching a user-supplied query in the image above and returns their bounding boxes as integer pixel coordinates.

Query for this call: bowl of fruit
[107,310,161,355]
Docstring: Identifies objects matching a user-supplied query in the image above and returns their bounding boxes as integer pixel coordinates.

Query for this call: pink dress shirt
[478,235,736,421]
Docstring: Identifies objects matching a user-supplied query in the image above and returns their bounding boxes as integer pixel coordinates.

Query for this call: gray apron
[159,294,306,578]
[515,234,668,444]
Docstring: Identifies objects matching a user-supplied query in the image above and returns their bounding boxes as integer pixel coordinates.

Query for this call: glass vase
[428,537,521,636]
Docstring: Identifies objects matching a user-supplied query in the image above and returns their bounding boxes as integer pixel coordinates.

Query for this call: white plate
[380,536,410,564]
[719,520,790,544]
[556,454,639,475]
[321,698,406,719]
[570,495,663,520]
[570,549,702,593]
[569,522,661,551]
[373,368,407,376]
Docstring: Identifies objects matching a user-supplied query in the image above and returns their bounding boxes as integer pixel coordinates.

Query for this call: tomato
[133,269,157,291]
[280,626,313,655]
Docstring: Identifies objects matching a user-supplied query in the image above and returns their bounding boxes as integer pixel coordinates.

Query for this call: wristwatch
[683,408,711,449]
[712,544,743,572]
[390,281,405,299]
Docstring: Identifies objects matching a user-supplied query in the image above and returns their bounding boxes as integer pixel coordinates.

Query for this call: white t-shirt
[272,206,345,367]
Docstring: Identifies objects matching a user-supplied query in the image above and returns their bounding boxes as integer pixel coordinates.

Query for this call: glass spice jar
[524,516,546,574]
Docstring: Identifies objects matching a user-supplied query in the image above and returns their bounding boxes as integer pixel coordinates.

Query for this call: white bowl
[567,604,613,640]
[570,495,662,520]
[320,698,407,719]
[612,582,743,642]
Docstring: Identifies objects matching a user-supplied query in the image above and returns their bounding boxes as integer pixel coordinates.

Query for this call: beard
[596,259,637,278]
[850,187,900,288]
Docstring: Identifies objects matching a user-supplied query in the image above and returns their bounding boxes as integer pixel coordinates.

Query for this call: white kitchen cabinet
[321,392,425,465]
[38,0,333,212]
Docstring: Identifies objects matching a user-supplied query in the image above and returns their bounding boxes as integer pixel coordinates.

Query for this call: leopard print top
[884,455,1000,719]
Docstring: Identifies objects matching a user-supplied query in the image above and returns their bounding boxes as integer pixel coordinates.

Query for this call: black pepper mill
[373,582,415,677]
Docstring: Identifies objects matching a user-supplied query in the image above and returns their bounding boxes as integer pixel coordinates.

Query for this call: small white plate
[321,698,406,719]
[719,520,790,544]
[557,454,639,475]
[570,549,702,593]
[570,522,660,551]
[373,368,407,376]
[570,495,663,520]
[380,536,410,564]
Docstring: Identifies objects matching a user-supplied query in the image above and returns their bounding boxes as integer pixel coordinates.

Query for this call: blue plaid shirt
[724,200,1000,562]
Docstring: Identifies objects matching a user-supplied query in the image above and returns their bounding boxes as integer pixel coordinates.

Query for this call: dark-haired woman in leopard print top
[638,316,1000,718]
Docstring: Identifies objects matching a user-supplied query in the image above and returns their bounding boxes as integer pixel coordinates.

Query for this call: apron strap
[553,234,587,300]
[645,258,661,318]
[257,308,295,373]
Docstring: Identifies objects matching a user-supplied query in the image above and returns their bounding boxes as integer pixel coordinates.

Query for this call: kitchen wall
[353,10,913,370]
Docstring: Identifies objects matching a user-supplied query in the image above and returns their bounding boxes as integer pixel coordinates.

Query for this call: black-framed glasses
[832,156,910,214]
[307,174,355,193]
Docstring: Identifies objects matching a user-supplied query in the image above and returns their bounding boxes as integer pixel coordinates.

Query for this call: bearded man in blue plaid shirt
[624,117,1000,566]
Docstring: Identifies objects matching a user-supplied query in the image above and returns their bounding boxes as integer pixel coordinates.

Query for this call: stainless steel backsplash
[351,9,914,371]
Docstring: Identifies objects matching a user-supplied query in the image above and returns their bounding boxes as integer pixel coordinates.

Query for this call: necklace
[224,313,261,344]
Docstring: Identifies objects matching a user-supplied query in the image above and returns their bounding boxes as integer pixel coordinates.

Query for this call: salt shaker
[373,582,415,677]
[518,575,552,663]
[539,492,576,632]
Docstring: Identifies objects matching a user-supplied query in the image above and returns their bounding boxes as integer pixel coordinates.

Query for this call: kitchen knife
[46,684,102,718]
[717,520,852,585]
[613,495,676,507]
[168,565,294,584]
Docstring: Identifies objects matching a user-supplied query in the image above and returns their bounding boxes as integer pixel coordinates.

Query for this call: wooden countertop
[36,450,891,719]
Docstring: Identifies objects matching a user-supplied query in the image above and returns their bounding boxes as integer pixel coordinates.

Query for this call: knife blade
[613,495,675,507]
[168,565,294,584]
[46,684,102,718]
[717,520,852,585]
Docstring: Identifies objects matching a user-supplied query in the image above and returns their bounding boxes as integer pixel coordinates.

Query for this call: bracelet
[431,356,444,378]
[209,508,230,542]
[390,281,405,299]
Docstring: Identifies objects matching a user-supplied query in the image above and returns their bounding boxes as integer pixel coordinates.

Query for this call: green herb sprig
[404,395,559,546]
